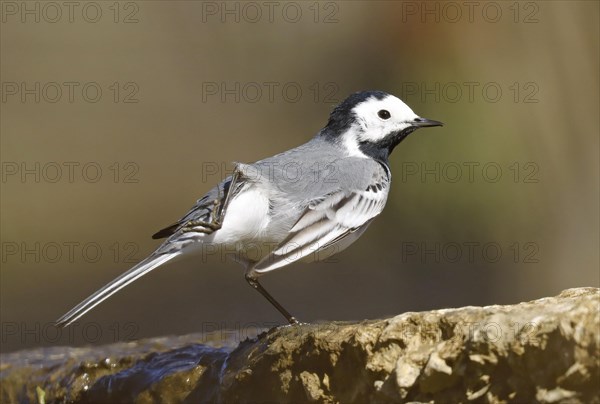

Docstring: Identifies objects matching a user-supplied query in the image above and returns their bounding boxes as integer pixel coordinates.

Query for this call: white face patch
[341,125,369,157]
[345,95,420,146]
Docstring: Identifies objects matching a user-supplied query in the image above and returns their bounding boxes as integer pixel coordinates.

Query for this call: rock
[1,288,598,403]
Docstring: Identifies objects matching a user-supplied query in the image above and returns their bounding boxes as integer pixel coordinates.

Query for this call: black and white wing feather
[254,175,390,273]
[152,176,235,239]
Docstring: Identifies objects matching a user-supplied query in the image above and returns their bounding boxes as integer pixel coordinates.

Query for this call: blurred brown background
[1,1,598,352]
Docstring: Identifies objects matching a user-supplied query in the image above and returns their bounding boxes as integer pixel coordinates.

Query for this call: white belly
[211,185,271,247]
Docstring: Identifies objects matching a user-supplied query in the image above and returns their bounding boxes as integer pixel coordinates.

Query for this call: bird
[56,90,443,327]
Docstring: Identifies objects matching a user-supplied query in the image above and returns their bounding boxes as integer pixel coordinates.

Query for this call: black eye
[378,109,391,120]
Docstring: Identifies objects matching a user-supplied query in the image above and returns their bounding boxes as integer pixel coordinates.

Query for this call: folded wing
[254,182,389,273]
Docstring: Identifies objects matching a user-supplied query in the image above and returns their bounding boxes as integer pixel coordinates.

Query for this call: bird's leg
[245,272,299,325]
[182,198,222,233]
[181,169,242,234]
[181,203,221,234]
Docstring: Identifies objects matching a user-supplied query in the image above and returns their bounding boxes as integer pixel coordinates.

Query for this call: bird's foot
[181,218,221,234]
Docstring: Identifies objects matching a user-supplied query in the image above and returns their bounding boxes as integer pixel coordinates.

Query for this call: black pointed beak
[412,117,444,128]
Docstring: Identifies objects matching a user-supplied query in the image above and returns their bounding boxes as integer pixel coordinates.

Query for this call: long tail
[56,251,180,327]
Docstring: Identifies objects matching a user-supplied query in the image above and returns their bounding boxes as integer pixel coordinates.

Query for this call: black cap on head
[325,90,389,135]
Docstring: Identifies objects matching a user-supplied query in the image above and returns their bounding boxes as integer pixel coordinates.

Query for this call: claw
[181,226,214,234]
[179,167,241,236]
[181,214,222,234]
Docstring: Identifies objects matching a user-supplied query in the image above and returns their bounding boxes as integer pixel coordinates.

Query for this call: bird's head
[321,90,443,161]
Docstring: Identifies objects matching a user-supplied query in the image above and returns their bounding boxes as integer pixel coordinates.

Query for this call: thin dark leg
[181,169,242,235]
[245,273,298,325]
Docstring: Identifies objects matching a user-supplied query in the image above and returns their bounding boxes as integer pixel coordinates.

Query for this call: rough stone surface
[1,288,598,403]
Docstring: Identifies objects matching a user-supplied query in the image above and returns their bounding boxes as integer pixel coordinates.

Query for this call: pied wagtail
[57,90,443,326]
